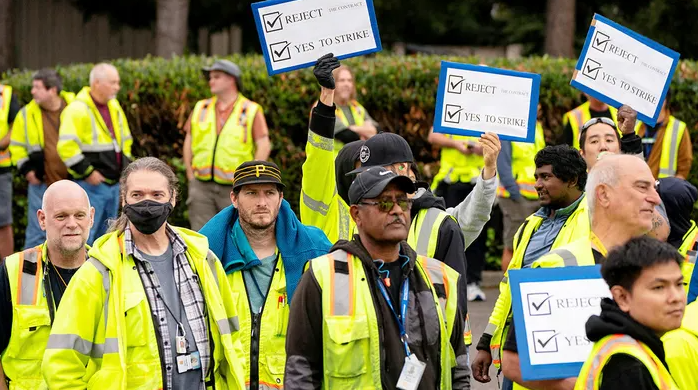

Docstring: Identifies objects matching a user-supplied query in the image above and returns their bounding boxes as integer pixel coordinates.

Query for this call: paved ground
[469,271,504,390]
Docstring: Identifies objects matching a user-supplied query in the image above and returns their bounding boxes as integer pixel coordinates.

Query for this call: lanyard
[590,232,608,257]
[376,277,411,356]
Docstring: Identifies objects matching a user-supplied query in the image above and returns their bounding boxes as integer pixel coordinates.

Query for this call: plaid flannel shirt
[125,225,211,390]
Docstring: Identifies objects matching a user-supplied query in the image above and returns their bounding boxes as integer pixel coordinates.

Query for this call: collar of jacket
[331,235,418,276]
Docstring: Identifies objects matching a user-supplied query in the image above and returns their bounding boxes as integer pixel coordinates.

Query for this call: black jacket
[585,298,666,390]
[284,238,471,390]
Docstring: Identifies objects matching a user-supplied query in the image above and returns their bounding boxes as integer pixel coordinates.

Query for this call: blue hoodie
[199,200,331,303]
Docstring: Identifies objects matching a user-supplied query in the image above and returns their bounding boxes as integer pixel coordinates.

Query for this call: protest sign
[433,61,540,143]
[509,265,612,381]
[571,14,680,126]
[252,0,382,75]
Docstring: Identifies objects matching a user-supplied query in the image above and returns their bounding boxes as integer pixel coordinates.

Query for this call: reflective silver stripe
[21,107,41,153]
[117,110,125,153]
[582,335,638,389]
[205,250,220,288]
[331,250,351,316]
[59,134,82,143]
[548,248,578,266]
[687,250,697,264]
[501,275,508,284]
[308,131,334,151]
[217,316,240,335]
[239,100,250,127]
[88,258,111,327]
[10,140,28,147]
[484,322,497,336]
[416,208,442,256]
[46,334,119,357]
[663,119,681,177]
[81,144,117,152]
[19,249,40,305]
[419,257,448,321]
[338,202,351,241]
[199,99,212,122]
[302,190,330,216]
[213,168,235,181]
[15,157,29,170]
[64,154,86,168]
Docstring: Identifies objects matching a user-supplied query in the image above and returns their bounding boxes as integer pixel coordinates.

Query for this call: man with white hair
[0,180,94,389]
[500,153,662,390]
[58,62,133,244]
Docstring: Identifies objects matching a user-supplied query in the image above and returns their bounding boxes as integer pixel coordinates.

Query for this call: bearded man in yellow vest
[575,236,685,390]
[184,60,271,231]
[0,83,21,258]
[561,94,618,149]
[0,180,94,390]
[328,64,377,154]
[286,167,472,389]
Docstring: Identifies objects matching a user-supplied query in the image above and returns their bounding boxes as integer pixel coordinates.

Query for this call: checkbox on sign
[592,31,610,53]
[527,293,553,316]
[444,104,462,124]
[447,75,464,94]
[582,58,602,80]
[532,330,559,354]
[262,11,284,33]
[269,41,292,63]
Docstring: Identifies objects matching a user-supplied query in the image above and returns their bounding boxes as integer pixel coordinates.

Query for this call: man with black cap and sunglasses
[286,166,471,390]
[183,59,271,231]
[199,160,331,390]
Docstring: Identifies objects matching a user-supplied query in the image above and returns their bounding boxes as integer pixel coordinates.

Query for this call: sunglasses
[581,117,617,132]
[358,198,413,213]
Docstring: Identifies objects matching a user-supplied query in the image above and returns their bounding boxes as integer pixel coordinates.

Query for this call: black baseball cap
[232,161,285,191]
[347,132,414,175]
[348,167,415,205]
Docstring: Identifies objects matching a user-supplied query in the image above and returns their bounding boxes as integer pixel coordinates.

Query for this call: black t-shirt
[374,259,405,305]
[0,260,80,353]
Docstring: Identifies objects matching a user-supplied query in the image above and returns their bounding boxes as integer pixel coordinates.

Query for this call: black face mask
[123,200,173,235]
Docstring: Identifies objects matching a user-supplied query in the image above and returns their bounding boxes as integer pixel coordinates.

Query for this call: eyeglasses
[581,117,617,133]
[358,198,413,213]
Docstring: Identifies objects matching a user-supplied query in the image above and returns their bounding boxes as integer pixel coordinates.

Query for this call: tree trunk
[544,0,575,57]
[0,0,15,73]
[155,0,190,57]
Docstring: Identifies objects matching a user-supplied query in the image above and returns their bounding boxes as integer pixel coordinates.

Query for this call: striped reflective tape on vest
[301,190,332,216]
[87,258,111,328]
[16,247,43,305]
[659,119,682,178]
[338,204,352,241]
[417,257,448,322]
[308,131,334,151]
[328,250,354,316]
[414,208,447,258]
[205,250,220,288]
[216,316,240,335]
[546,248,580,266]
[45,333,119,358]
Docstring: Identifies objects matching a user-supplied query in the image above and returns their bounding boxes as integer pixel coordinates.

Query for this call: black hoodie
[584,298,666,390]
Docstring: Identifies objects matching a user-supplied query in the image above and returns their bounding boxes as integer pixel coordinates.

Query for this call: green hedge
[3,54,698,249]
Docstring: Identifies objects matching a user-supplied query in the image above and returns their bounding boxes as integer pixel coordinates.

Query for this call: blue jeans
[23,182,48,249]
[502,376,514,390]
[77,180,120,245]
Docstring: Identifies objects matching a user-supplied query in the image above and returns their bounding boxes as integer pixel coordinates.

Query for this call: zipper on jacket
[246,256,280,390]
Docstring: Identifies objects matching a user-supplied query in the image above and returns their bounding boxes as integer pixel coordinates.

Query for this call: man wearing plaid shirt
[43,157,245,390]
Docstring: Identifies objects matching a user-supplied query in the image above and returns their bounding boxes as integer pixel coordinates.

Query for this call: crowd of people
[0,51,695,390]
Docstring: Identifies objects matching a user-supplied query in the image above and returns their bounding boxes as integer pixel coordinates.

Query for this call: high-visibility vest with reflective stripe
[662,301,698,390]
[190,95,260,184]
[679,222,698,300]
[574,334,679,390]
[431,135,485,191]
[488,196,589,368]
[498,122,546,199]
[657,116,686,178]
[0,85,13,168]
[227,256,289,389]
[333,100,366,156]
[562,102,618,150]
[10,92,76,171]
[42,228,246,390]
[57,87,132,181]
[310,249,458,389]
[1,245,49,390]
[407,207,472,345]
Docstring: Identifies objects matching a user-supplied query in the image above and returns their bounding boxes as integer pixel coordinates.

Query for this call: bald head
[42,180,90,211]
[39,180,94,257]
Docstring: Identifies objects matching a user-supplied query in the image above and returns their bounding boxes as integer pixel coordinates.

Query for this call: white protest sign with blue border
[571,14,680,126]
[433,61,540,143]
[252,0,382,75]
[509,265,612,381]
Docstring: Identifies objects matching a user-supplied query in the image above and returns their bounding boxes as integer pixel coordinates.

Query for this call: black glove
[313,53,341,89]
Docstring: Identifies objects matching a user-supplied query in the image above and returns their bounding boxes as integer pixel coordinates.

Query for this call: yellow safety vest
[662,301,698,390]
[679,221,697,298]
[1,245,50,390]
[487,196,590,368]
[562,102,618,150]
[310,249,459,389]
[42,228,246,390]
[0,85,14,168]
[635,116,687,178]
[10,92,76,171]
[228,256,289,389]
[498,122,546,199]
[57,87,133,182]
[407,207,473,345]
[574,334,679,390]
[431,135,485,191]
[333,100,366,156]
[190,95,261,184]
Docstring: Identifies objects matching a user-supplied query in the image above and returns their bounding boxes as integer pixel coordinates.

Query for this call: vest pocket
[123,292,148,347]
[6,305,51,359]
[324,315,370,379]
